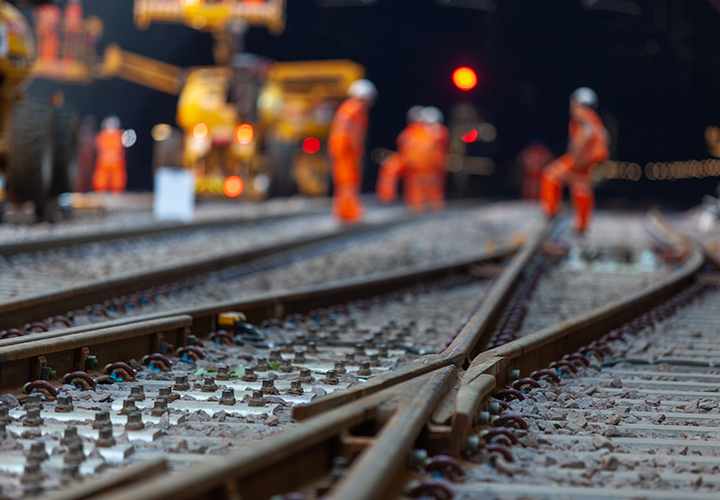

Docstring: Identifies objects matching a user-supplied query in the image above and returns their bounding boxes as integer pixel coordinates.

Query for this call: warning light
[452,67,477,91]
[302,137,321,154]
[192,122,209,141]
[235,124,254,145]
[461,129,478,143]
[223,176,244,198]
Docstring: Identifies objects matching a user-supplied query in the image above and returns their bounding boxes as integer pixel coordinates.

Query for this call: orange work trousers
[92,163,127,192]
[404,174,445,213]
[540,153,594,233]
[332,152,363,223]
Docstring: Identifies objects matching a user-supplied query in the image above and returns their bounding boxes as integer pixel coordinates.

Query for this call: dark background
[25,0,720,207]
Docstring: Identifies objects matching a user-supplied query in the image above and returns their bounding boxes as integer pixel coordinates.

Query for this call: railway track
[0,205,701,500]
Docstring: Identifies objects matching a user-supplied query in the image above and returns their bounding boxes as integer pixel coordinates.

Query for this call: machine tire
[265,138,297,197]
[50,106,80,196]
[152,128,184,171]
[5,99,54,208]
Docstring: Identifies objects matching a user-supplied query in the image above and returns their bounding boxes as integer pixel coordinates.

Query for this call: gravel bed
[0,275,491,498]
[451,281,720,499]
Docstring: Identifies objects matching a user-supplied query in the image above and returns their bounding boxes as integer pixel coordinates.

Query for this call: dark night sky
[26,0,720,204]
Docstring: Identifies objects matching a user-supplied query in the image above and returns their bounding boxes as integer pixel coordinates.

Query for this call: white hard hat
[570,87,598,108]
[421,106,444,125]
[347,79,377,101]
[102,115,121,130]
[406,105,424,124]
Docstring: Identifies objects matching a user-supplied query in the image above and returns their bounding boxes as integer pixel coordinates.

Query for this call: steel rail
[0,213,422,332]
[0,210,326,256]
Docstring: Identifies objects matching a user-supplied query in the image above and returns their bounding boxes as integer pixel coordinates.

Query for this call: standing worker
[328,79,377,223]
[92,115,132,192]
[376,106,449,213]
[34,4,61,62]
[540,87,609,233]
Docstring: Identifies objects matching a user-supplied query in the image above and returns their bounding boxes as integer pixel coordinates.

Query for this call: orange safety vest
[95,129,125,170]
[328,97,368,161]
[568,106,609,170]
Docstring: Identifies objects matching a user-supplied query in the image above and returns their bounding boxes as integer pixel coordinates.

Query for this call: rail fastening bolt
[323,370,339,385]
[129,386,146,401]
[299,369,314,383]
[93,411,111,429]
[306,341,318,353]
[357,362,372,377]
[62,461,81,480]
[26,393,42,409]
[125,412,144,431]
[174,375,190,391]
[269,350,283,363]
[120,399,138,415]
[369,354,380,367]
[60,426,81,446]
[28,442,48,462]
[261,379,279,395]
[254,357,268,371]
[64,441,86,463]
[201,377,218,392]
[96,427,116,448]
[287,380,304,396]
[216,365,230,381]
[23,407,43,427]
[158,386,179,402]
[334,361,346,376]
[55,395,74,413]
[280,359,295,373]
[151,399,169,417]
[20,460,44,485]
[247,390,266,407]
[294,350,306,363]
[219,389,236,406]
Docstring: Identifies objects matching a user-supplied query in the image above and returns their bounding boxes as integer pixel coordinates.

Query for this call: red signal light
[452,67,477,91]
[223,176,244,197]
[461,129,478,143]
[302,137,320,154]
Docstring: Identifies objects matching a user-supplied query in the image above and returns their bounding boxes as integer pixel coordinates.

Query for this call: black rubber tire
[5,99,53,206]
[50,106,80,196]
[152,128,184,171]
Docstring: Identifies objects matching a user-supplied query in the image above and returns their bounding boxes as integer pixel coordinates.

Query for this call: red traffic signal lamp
[452,66,478,91]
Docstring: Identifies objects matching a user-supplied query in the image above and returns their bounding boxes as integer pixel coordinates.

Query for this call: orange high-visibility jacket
[328,97,369,161]
[568,106,609,170]
[95,129,125,170]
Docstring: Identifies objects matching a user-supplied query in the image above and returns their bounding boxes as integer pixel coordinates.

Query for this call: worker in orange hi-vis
[518,139,554,200]
[63,0,84,62]
[540,87,609,233]
[376,106,449,213]
[92,116,131,193]
[34,5,61,62]
[328,79,377,223]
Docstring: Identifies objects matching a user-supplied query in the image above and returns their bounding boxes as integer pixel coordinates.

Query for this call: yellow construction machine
[0,0,82,220]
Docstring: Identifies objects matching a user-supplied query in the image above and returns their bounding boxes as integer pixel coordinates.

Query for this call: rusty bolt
[158,386,179,402]
[242,367,257,382]
[93,411,111,429]
[125,412,144,431]
[129,386,146,402]
[355,342,365,356]
[295,334,307,345]
[201,377,218,393]
[282,341,294,354]
[60,426,81,446]
[322,370,339,385]
[28,442,48,462]
[120,399,138,415]
[254,358,268,371]
[96,427,116,448]
[26,393,43,409]
[294,350,306,363]
[357,362,372,377]
[378,344,389,358]
[334,361,346,376]
[174,375,190,392]
[63,441,86,464]
[216,365,230,381]
[20,460,44,485]
[219,389,236,406]
[299,369,314,384]
[287,380,304,396]
[55,395,74,413]
[280,359,295,373]
[23,407,43,427]
[247,390,266,407]
[317,334,328,346]
[345,353,356,366]
[151,399,169,417]
[62,461,81,480]
[269,350,283,363]
[369,354,380,367]
[261,379,279,395]
[306,341,318,353]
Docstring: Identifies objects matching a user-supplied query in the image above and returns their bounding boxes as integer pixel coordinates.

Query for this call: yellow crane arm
[98,43,185,95]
